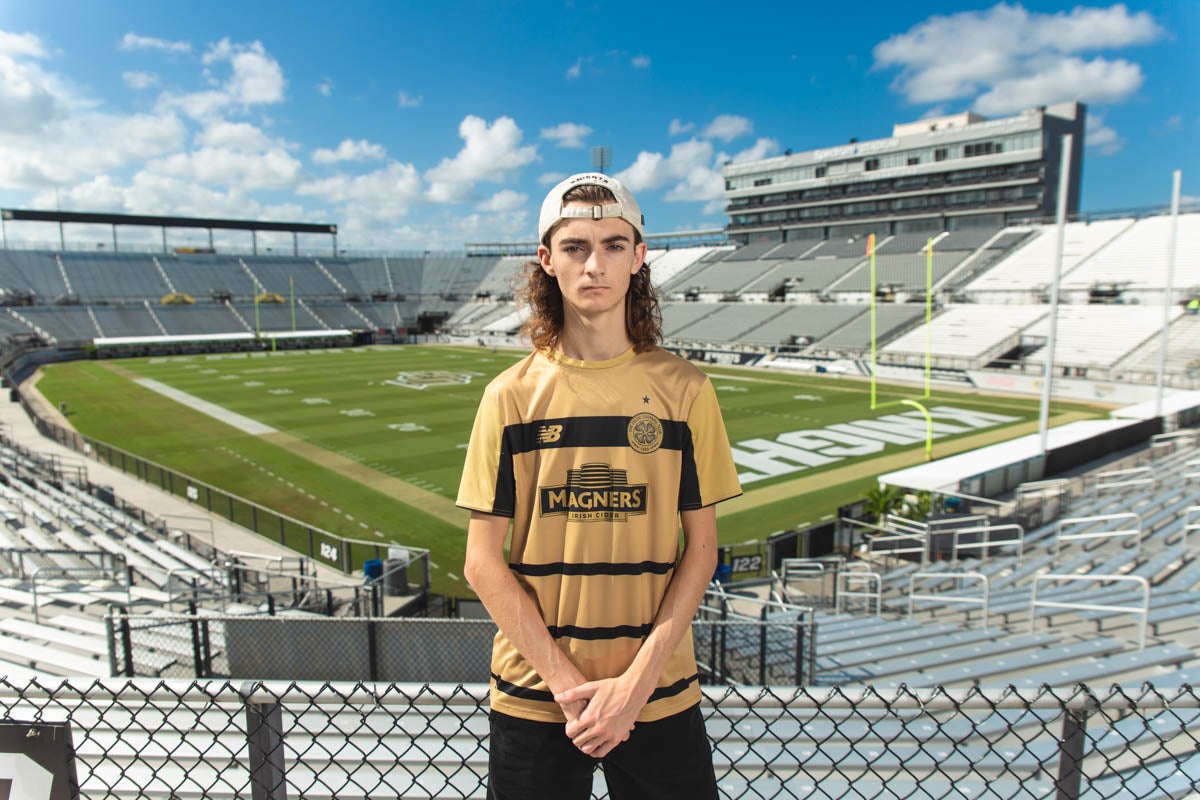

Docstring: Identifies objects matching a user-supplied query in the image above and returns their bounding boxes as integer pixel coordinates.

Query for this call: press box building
[722,101,1085,244]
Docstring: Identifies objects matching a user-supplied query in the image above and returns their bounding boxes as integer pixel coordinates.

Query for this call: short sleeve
[456,387,515,516]
[683,378,742,508]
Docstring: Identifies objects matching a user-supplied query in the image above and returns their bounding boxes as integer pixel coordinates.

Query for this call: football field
[35,345,1107,595]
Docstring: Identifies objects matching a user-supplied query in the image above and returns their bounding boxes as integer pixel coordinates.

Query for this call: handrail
[1183,506,1200,549]
[158,513,216,552]
[1055,513,1142,559]
[908,571,990,629]
[1093,466,1154,494]
[866,530,927,563]
[0,547,126,581]
[1030,574,1150,649]
[948,523,1025,564]
[30,564,132,623]
[837,570,881,616]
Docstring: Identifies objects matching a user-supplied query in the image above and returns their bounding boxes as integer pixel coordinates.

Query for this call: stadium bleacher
[1061,213,1200,304]
[963,219,1134,303]
[0,211,1188,382]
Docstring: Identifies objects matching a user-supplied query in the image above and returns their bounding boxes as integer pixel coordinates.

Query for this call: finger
[554,684,596,705]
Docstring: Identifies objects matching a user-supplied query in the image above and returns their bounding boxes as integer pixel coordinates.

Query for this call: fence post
[758,607,768,685]
[1055,698,1093,800]
[189,601,205,678]
[241,681,288,800]
[199,618,213,678]
[104,613,119,677]
[367,619,379,683]
[119,613,135,677]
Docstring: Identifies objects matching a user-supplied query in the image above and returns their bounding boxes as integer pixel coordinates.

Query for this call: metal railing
[836,568,882,615]
[1185,505,1200,549]
[0,677,1195,800]
[1093,466,1156,493]
[948,522,1025,564]
[1030,574,1151,650]
[908,570,991,629]
[1055,513,1143,559]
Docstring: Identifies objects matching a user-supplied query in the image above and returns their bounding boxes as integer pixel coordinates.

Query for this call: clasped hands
[553,676,647,759]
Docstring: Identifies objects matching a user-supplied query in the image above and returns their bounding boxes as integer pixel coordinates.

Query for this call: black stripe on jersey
[491,673,554,703]
[504,416,690,454]
[491,437,516,517]
[511,560,676,577]
[547,623,654,640]
[677,428,702,509]
[648,675,698,702]
[490,673,698,704]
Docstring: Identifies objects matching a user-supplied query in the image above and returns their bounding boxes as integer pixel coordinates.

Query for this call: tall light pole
[1155,169,1182,418]
[590,146,611,175]
[1038,134,1073,454]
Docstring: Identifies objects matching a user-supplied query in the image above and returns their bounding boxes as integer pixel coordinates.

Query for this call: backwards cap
[538,172,644,243]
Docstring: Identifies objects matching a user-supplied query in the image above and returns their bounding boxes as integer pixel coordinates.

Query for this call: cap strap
[558,204,626,222]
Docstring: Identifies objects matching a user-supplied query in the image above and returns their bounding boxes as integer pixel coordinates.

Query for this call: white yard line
[135,378,278,436]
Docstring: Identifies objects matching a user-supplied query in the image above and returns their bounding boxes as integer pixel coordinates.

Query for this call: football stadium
[0,58,1198,800]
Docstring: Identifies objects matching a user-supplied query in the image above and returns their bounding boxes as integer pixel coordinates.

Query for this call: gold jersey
[457,346,742,723]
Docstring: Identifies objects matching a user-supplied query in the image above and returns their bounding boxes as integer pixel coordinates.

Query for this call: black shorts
[487,704,718,800]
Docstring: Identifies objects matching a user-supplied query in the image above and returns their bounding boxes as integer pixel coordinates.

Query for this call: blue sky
[0,1,1195,251]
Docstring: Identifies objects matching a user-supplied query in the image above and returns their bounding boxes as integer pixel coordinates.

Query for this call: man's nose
[584,250,604,274]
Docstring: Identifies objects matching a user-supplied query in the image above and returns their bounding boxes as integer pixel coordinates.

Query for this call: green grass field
[35,345,1107,595]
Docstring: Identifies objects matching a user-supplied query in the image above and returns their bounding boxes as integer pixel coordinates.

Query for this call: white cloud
[873,3,1162,114]
[119,32,191,54]
[538,171,567,186]
[0,110,187,188]
[202,38,285,106]
[701,114,752,142]
[478,189,526,213]
[974,56,1145,115]
[565,57,584,80]
[616,139,721,202]
[123,71,159,90]
[540,122,592,149]
[194,119,275,151]
[425,115,538,203]
[615,134,778,217]
[157,38,286,121]
[297,161,424,223]
[137,119,302,191]
[151,145,302,191]
[0,30,48,58]
[312,138,387,164]
[0,36,66,133]
[668,119,694,137]
[727,137,780,164]
[316,77,334,97]
[1086,114,1123,155]
[397,91,422,108]
[32,171,303,223]
[631,54,651,69]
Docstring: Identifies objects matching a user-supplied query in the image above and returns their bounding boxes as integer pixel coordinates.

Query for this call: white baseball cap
[538,172,644,243]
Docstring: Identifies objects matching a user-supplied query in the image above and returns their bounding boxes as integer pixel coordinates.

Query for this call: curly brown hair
[520,184,663,353]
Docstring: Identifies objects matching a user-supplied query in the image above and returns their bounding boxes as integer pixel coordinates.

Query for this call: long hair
[520,184,663,353]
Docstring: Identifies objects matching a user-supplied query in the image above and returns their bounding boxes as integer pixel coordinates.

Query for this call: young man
[458,173,741,799]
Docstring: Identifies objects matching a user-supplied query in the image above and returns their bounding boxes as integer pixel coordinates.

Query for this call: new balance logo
[536,424,564,444]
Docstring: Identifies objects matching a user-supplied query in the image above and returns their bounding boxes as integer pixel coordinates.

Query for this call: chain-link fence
[0,677,1195,799]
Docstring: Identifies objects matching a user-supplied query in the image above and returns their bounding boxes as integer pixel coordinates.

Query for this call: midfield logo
[540,463,647,522]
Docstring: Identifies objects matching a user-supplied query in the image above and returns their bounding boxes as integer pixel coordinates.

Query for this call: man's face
[538,202,647,319]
